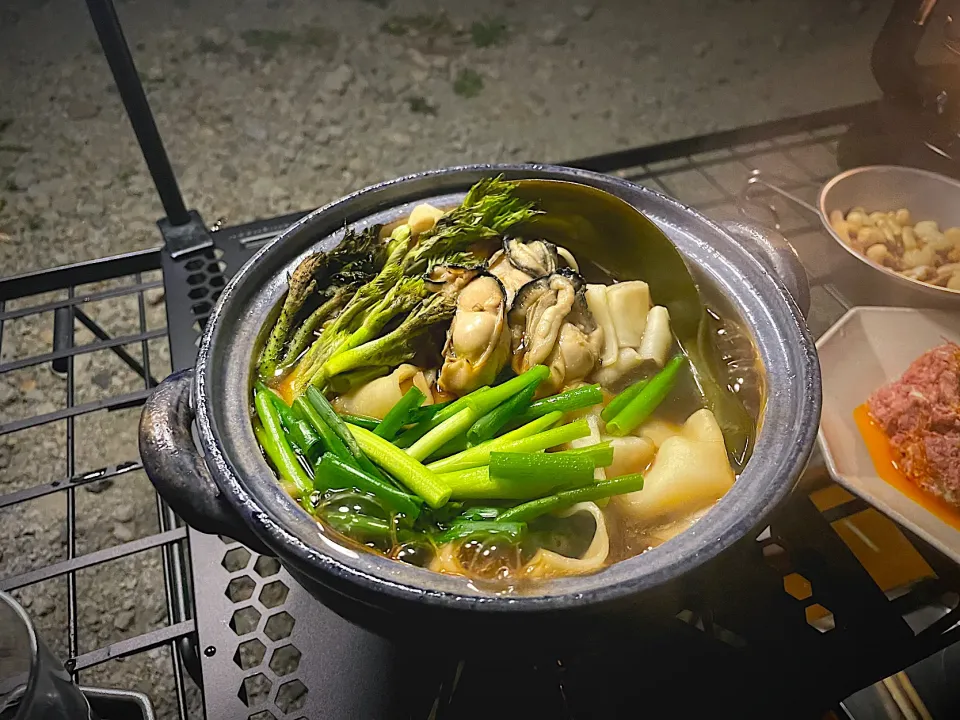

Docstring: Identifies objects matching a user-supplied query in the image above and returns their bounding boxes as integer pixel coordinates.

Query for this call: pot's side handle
[721,220,811,319]
[139,368,273,556]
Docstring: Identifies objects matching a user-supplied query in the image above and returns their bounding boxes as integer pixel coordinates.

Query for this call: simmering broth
[251,178,762,592]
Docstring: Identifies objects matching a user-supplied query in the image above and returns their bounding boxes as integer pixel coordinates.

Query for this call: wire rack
[0,249,197,719]
[3,105,960,720]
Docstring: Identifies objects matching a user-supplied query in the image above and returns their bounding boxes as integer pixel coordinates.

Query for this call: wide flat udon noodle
[332,364,434,419]
[614,408,734,524]
[524,502,610,579]
[428,502,611,581]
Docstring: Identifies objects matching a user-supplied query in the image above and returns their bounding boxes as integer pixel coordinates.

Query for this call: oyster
[503,238,559,277]
[424,264,483,298]
[509,270,603,394]
[488,250,533,307]
[438,274,511,394]
[489,238,562,307]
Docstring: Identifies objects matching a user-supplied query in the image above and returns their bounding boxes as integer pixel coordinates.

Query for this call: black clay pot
[139,165,820,642]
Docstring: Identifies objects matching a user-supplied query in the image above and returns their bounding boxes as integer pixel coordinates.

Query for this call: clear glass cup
[0,592,95,720]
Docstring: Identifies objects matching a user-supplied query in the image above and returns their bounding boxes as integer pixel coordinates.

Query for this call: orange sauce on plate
[853,403,960,530]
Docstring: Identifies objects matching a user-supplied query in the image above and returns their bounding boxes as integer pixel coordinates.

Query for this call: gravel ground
[0,0,888,717]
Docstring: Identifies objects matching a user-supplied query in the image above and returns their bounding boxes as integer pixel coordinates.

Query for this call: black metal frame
[0,209,320,720]
[85,0,188,227]
[565,102,878,173]
[0,257,196,715]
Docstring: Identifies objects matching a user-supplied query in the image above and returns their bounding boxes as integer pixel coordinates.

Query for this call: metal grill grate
[0,252,199,720]
[606,124,856,331]
[4,104,960,719]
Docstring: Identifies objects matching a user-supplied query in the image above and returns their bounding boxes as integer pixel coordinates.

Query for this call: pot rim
[193,163,821,612]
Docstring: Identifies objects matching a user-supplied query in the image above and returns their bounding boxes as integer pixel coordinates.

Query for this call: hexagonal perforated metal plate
[190,529,403,719]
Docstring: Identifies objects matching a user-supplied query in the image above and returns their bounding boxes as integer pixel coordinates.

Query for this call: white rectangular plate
[817,307,960,563]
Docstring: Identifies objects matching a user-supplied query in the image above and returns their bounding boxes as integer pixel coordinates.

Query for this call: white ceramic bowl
[817,307,960,563]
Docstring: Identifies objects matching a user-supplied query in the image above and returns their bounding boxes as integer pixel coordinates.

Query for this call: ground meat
[868,343,960,507]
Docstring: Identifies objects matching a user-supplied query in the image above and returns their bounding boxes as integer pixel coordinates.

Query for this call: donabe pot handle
[721,220,811,319]
[139,368,273,556]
